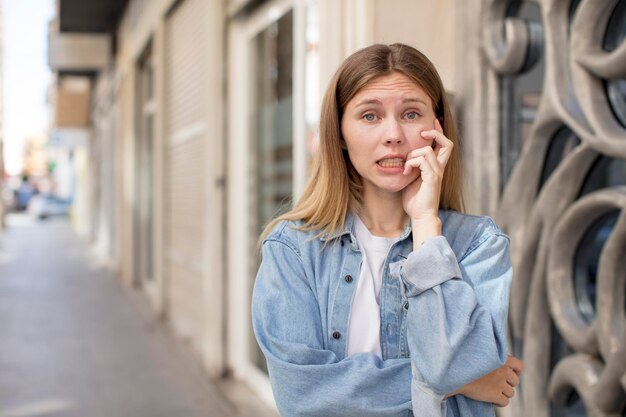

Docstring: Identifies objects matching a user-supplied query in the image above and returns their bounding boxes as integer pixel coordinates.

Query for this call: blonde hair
[260,43,464,243]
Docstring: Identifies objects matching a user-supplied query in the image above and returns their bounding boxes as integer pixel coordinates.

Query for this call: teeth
[378,158,404,168]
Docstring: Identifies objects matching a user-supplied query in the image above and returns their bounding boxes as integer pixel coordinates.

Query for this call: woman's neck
[358,188,407,238]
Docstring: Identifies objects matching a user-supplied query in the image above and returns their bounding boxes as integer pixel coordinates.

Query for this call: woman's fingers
[494,394,511,408]
[405,143,439,162]
[506,368,520,387]
[506,355,524,375]
[403,154,438,178]
[404,146,441,176]
[420,120,453,166]
[502,384,515,399]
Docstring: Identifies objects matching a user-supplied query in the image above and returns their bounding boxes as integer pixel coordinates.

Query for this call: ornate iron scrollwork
[481,0,626,416]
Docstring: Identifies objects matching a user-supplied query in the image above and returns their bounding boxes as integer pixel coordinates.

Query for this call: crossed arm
[450,355,523,407]
[252,233,520,417]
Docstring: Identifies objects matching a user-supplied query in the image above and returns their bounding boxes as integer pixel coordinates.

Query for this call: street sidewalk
[0,214,278,417]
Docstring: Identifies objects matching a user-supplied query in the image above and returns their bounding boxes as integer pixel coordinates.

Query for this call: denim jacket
[252,210,512,417]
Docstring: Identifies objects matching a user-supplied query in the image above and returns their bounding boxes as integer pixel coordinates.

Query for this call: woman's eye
[405,112,419,120]
[363,114,376,122]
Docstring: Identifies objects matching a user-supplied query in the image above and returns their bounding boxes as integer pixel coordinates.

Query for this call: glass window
[551,209,624,417]
[573,209,620,323]
[603,0,626,128]
[568,0,582,33]
[252,11,294,235]
[550,390,587,417]
[549,322,573,371]
[500,1,545,191]
[249,9,294,373]
[305,1,320,160]
[538,127,581,191]
[549,322,584,417]
[578,157,626,198]
[135,42,155,284]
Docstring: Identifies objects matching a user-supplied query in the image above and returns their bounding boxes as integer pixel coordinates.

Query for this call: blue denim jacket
[252,210,512,417]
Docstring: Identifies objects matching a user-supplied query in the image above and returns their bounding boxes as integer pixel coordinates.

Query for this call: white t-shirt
[347,216,400,358]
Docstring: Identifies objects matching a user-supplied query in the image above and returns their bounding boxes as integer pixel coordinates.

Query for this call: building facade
[47,0,626,415]
[0,1,4,227]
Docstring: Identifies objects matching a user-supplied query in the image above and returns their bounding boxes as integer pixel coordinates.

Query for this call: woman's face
[341,71,437,196]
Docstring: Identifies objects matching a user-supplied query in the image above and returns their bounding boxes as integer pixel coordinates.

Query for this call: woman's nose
[383,119,405,145]
[385,137,403,144]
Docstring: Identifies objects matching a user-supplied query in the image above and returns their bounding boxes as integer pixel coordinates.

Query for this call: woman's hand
[402,118,454,248]
[448,355,524,407]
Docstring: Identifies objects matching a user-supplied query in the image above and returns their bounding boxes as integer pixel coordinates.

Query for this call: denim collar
[318,211,413,242]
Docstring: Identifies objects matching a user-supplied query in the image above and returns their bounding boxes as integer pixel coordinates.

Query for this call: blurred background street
[0,213,276,417]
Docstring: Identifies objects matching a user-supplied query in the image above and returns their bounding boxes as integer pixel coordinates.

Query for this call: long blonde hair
[260,43,464,243]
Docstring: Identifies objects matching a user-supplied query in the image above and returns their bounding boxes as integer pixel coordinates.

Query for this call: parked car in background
[27,194,71,220]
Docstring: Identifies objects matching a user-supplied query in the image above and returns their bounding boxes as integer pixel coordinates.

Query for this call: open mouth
[377,158,405,168]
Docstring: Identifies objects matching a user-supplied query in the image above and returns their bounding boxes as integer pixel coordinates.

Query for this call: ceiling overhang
[59,0,129,33]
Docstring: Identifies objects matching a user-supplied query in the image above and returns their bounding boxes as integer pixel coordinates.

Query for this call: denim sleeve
[252,239,413,417]
[391,233,511,416]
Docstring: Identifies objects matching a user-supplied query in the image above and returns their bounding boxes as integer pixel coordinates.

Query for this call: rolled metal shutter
[163,0,209,351]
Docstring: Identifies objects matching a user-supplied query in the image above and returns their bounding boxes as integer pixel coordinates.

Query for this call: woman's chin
[377,180,413,194]
[362,175,418,195]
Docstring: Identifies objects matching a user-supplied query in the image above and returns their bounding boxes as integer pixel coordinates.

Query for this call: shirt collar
[319,211,413,242]
[318,212,355,242]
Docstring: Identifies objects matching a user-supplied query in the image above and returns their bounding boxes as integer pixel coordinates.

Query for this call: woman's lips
[377,157,405,168]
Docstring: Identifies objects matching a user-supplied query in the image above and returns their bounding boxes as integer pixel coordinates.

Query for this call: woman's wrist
[411,216,442,250]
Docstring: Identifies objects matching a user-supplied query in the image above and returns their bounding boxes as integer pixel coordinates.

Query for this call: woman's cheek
[409,135,431,150]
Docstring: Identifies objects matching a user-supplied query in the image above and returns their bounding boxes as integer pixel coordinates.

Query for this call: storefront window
[249,9,294,373]
[305,1,320,160]
[135,42,155,284]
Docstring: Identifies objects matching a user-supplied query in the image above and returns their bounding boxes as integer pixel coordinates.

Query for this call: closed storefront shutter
[164,0,209,351]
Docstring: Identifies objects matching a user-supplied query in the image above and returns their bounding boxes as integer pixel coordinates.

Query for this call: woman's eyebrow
[402,98,427,106]
[354,98,383,107]
[354,97,427,107]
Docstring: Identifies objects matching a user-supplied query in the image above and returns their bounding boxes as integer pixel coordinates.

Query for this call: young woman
[252,43,522,417]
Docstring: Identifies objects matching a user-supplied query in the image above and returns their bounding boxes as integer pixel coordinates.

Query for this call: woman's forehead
[350,72,432,105]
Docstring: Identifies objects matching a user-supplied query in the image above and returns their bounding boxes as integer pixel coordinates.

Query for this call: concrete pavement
[0,214,277,417]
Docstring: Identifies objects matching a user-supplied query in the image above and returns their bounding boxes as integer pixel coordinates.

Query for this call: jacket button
[404,302,409,310]
[344,275,353,283]
[332,331,341,339]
